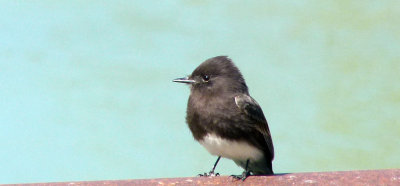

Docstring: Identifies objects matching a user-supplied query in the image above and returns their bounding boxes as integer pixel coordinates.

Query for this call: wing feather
[235,94,274,159]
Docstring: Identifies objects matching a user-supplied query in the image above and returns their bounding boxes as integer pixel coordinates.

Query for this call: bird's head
[173,56,248,96]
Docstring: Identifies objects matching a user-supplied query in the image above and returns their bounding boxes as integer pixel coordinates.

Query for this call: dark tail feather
[250,160,274,175]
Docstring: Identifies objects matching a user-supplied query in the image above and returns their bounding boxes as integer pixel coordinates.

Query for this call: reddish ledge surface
[8,169,400,186]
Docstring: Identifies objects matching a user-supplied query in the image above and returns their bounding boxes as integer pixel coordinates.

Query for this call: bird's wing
[235,94,274,160]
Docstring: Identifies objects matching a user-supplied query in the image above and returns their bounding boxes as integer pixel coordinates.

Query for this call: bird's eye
[202,75,210,81]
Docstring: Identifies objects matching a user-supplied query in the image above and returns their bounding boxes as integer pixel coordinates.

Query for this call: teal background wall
[1,1,399,184]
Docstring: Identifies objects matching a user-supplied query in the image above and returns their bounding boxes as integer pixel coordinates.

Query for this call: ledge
[10,169,400,185]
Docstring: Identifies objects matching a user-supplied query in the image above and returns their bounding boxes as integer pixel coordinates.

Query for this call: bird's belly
[199,133,263,161]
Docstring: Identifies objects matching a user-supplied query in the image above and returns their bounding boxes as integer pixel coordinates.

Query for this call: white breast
[199,133,264,161]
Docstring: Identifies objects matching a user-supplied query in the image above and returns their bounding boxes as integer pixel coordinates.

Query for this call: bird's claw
[230,171,251,181]
[198,171,220,177]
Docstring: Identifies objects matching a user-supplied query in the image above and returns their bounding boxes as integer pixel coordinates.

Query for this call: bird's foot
[230,171,251,181]
[198,170,220,177]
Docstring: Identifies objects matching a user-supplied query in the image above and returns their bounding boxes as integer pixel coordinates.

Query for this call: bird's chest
[187,100,235,131]
[186,96,233,138]
[188,94,237,118]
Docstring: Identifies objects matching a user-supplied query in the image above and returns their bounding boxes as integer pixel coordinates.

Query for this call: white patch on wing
[199,133,263,161]
[234,96,239,106]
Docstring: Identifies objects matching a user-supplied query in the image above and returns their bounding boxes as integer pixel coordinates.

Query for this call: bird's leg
[198,156,221,177]
[230,159,251,181]
[208,156,221,176]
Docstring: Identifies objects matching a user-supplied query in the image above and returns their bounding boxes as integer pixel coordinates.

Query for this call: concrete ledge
[9,169,400,185]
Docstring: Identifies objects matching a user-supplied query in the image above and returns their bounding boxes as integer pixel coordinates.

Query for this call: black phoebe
[173,56,274,180]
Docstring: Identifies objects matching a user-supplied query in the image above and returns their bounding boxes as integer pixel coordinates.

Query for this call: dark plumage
[173,56,274,179]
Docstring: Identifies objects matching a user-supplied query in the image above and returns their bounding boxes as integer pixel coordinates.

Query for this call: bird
[173,56,274,180]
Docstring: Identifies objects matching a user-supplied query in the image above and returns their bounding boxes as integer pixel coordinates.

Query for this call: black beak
[173,76,196,84]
